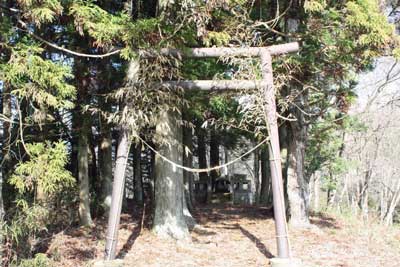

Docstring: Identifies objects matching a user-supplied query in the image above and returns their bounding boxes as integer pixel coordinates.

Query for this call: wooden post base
[270,258,302,267]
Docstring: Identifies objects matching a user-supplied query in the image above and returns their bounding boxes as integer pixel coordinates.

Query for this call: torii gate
[103,42,300,267]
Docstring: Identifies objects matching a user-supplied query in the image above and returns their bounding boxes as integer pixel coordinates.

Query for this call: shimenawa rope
[136,135,270,173]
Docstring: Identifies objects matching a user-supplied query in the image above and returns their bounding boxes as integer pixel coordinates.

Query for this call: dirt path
[48,204,400,267]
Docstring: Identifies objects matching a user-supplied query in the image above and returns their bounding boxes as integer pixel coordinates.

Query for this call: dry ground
[46,204,400,267]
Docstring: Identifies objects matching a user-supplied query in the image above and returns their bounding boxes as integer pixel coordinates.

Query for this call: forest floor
[46,203,400,267]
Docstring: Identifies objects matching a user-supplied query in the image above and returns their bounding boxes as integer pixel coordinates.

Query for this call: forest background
[1,0,400,266]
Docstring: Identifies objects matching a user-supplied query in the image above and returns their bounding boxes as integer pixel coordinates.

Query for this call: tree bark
[78,113,93,226]
[1,82,11,185]
[97,58,114,215]
[182,121,196,228]
[209,129,219,194]
[153,110,189,240]
[0,170,3,266]
[196,125,209,203]
[253,145,261,203]
[282,4,310,227]
[312,172,320,211]
[384,183,400,226]
[259,148,271,205]
[0,9,7,264]
[183,122,195,211]
[327,171,337,207]
[99,120,113,215]
[133,142,143,205]
[0,84,8,266]
[287,122,310,227]
[89,131,98,195]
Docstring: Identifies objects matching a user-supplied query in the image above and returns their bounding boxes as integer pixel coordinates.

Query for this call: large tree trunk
[287,122,310,227]
[283,2,310,227]
[153,110,189,240]
[78,113,93,226]
[97,58,114,215]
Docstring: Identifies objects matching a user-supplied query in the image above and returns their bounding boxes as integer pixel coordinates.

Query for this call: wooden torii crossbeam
[104,42,299,262]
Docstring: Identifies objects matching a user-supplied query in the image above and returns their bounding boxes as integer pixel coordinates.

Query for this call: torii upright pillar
[260,49,291,259]
[103,42,300,266]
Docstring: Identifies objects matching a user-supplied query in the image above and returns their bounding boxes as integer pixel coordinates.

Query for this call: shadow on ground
[237,224,275,258]
[193,203,274,224]
[309,211,341,229]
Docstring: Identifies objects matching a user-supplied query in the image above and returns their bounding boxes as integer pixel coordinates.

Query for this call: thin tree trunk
[384,181,400,226]
[0,86,7,266]
[78,113,93,226]
[327,172,337,207]
[360,168,372,221]
[183,122,195,211]
[254,144,261,204]
[99,121,113,214]
[210,129,220,193]
[153,110,189,240]
[313,173,320,211]
[89,132,98,208]
[259,148,271,205]
[149,148,156,209]
[182,121,196,228]
[1,83,11,184]
[0,170,3,266]
[196,125,209,203]
[380,186,387,223]
[0,9,7,265]
[133,142,143,205]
